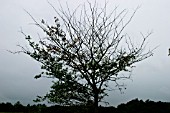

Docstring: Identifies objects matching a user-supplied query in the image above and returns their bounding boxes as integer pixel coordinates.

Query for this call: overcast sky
[0,0,170,106]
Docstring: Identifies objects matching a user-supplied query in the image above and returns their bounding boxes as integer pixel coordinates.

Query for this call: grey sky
[0,0,170,106]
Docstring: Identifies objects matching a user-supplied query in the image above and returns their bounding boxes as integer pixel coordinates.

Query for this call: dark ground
[0,98,170,113]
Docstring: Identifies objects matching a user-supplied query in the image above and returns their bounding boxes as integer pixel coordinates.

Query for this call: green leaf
[34,74,41,79]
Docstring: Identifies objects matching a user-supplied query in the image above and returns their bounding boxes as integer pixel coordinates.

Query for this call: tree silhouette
[15,1,153,108]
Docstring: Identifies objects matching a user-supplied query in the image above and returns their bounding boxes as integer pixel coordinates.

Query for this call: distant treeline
[0,98,170,113]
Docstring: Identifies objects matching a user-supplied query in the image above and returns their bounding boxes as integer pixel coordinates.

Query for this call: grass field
[0,112,24,113]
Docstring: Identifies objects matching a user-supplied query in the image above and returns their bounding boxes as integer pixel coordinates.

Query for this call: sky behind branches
[0,0,170,106]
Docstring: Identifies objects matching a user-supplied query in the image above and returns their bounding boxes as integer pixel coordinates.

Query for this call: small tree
[16,2,153,107]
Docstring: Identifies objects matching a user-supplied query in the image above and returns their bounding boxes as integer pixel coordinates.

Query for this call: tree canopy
[16,1,153,107]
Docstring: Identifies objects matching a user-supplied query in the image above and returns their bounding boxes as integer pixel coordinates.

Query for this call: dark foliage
[117,98,170,113]
[0,101,46,113]
[0,99,170,113]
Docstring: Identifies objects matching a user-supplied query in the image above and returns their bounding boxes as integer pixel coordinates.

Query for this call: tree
[14,101,25,112]
[16,1,153,108]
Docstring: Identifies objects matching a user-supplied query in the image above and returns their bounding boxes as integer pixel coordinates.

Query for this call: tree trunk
[94,93,98,107]
[94,92,99,113]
